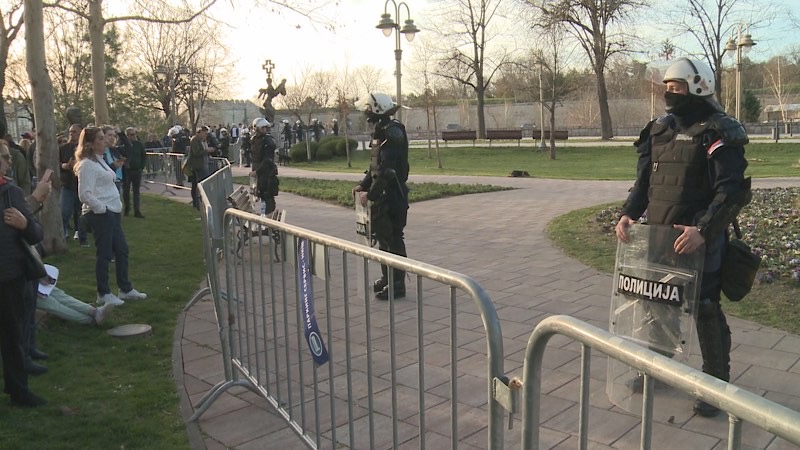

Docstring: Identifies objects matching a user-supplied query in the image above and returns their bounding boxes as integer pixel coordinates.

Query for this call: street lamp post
[155,64,190,125]
[375,0,420,122]
[724,25,756,121]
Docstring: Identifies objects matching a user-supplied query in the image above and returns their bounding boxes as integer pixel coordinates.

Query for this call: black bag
[720,221,761,302]
[3,188,46,280]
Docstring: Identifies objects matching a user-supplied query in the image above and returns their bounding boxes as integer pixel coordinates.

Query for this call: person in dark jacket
[352,93,410,301]
[249,118,278,215]
[123,127,146,218]
[217,128,231,160]
[615,57,750,418]
[59,124,88,245]
[0,141,47,407]
[188,126,214,209]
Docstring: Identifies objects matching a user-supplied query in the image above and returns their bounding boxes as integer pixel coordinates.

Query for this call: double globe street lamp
[375,0,420,121]
[724,25,756,121]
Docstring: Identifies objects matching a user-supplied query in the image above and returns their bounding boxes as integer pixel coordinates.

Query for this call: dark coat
[0,182,43,282]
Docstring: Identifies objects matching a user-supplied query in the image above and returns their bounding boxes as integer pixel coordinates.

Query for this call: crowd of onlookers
[1,123,150,408]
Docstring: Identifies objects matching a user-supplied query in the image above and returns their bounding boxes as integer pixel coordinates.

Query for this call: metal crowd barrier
[187,160,509,448]
[520,315,800,450]
[145,151,231,195]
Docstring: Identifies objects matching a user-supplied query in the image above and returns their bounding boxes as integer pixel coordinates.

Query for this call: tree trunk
[595,69,613,139]
[89,0,109,125]
[476,74,486,139]
[24,0,68,254]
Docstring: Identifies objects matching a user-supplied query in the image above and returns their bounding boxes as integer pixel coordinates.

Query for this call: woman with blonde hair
[74,127,146,307]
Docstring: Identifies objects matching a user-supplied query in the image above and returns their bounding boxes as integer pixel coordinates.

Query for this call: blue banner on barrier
[297,238,329,365]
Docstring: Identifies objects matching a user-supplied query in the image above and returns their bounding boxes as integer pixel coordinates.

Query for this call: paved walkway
[175,165,800,449]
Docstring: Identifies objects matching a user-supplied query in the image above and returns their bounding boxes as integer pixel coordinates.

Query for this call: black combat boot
[376,282,405,301]
[373,277,388,293]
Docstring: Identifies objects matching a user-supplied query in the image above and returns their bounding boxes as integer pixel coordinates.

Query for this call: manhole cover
[107,324,152,338]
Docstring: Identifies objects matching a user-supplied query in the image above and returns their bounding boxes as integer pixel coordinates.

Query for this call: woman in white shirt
[74,127,146,306]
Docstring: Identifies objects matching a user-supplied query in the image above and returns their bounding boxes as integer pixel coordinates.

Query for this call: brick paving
[175,164,800,449]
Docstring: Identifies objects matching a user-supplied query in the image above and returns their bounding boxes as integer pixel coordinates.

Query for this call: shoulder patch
[707,139,725,157]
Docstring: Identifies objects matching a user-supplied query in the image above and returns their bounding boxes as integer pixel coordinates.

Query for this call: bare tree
[524,0,647,139]
[24,0,65,253]
[535,23,576,159]
[431,0,511,138]
[0,1,24,137]
[45,0,217,125]
[762,55,794,122]
[410,38,444,167]
[673,0,780,102]
[126,13,224,129]
[352,65,388,97]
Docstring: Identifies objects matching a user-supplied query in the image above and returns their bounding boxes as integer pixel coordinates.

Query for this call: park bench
[441,130,477,146]
[531,129,569,141]
[227,185,287,261]
[486,128,523,146]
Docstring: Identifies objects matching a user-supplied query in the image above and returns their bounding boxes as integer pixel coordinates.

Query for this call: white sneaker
[97,293,124,306]
[73,231,79,240]
[119,288,147,301]
[92,304,114,325]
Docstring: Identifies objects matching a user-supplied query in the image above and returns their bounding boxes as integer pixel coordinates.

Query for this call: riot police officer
[352,93,410,300]
[294,120,305,143]
[250,118,279,215]
[615,57,750,418]
[311,118,322,142]
[332,118,339,136]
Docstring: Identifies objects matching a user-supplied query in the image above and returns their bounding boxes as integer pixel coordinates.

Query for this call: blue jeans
[86,212,132,295]
[60,188,86,241]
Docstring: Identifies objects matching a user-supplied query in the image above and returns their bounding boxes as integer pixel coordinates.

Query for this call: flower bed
[593,187,800,284]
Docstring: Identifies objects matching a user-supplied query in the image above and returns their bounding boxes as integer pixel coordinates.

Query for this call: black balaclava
[665,92,716,129]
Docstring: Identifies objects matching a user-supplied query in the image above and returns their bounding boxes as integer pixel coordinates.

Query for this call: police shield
[607,224,704,415]
[354,192,374,297]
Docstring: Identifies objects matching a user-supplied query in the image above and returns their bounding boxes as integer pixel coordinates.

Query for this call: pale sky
[212,0,437,100]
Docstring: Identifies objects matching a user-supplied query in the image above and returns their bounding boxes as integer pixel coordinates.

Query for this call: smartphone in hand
[41,169,53,183]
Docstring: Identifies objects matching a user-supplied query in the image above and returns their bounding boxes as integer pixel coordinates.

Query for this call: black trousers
[376,202,408,286]
[0,277,30,398]
[123,169,143,214]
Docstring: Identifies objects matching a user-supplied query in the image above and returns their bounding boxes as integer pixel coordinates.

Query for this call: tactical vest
[646,117,713,226]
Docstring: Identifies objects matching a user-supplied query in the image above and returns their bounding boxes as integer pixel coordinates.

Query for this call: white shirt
[77,155,123,214]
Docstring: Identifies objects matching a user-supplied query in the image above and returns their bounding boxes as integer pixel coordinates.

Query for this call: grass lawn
[290,142,800,179]
[233,176,512,207]
[0,195,204,449]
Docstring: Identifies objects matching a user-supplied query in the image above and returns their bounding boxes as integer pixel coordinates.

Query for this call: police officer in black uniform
[352,93,410,300]
[311,118,322,143]
[294,120,305,143]
[615,57,750,418]
[250,117,279,215]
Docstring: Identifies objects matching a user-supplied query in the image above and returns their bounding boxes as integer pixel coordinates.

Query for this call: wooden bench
[531,129,569,141]
[486,128,523,146]
[227,185,287,261]
[441,130,477,146]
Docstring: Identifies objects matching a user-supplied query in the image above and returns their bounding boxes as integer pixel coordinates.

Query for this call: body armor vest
[647,117,713,226]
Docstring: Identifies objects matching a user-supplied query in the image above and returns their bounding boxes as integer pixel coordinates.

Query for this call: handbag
[3,188,47,281]
[720,220,761,302]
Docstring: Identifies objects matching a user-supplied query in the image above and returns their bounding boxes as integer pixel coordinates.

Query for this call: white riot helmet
[282,119,289,124]
[662,57,715,97]
[361,92,398,116]
[252,117,271,129]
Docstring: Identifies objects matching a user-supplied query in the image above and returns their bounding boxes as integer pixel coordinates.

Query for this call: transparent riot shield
[354,192,373,297]
[607,224,704,416]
